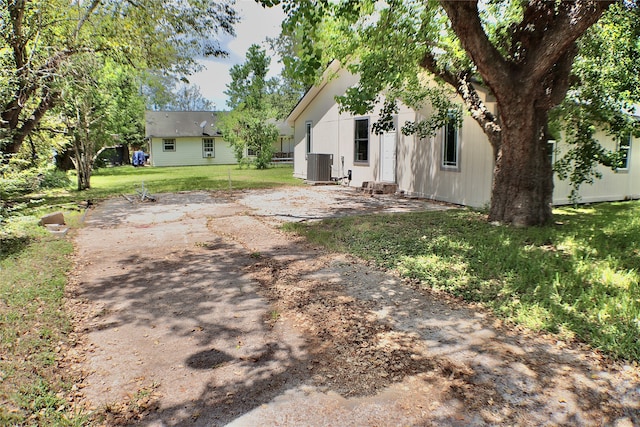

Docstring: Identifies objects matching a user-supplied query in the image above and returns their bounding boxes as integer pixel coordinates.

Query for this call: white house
[286,61,639,207]
[145,111,294,167]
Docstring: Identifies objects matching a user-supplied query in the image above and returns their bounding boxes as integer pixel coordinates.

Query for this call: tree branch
[535,44,579,111]
[520,1,614,84]
[420,52,502,152]
[74,0,102,41]
[438,1,511,93]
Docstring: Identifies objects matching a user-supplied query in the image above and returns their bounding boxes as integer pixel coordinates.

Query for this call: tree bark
[489,102,554,226]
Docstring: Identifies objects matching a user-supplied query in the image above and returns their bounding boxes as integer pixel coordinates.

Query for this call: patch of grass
[285,202,640,361]
[0,213,89,426]
[84,164,300,201]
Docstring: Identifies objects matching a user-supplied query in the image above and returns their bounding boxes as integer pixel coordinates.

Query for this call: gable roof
[145,111,224,138]
[146,111,294,138]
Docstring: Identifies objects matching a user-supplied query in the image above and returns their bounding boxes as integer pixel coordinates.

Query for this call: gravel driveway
[69,185,640,426]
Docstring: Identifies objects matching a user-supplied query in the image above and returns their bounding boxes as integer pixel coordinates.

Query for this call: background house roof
[145,111,224,138]
[146,111,293,138]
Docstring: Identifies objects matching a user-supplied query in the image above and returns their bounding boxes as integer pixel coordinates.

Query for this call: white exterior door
[380,131,396,182]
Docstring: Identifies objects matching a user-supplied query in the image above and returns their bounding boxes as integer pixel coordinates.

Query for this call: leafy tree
[266,0,631,226]
[142,73,215,111]
[172,85,214,111]
[141,73,178,112]
[221,44,279,169]
[0,0,237,156]
[551,3,640,202]
[58,56,146,190]
[266,35,308,120]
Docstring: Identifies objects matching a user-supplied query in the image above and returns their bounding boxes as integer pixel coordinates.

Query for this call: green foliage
[0,0,237,154]
[287,203,640,361]
[56,55,147,190]
[550,3,640,200]
[143,77,214,111]
[272,0,462,133]
[0,161,71,223]
[221,45,280,169]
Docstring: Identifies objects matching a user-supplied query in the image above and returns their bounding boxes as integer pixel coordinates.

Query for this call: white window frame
[354,117,370,164]
[163,138,176,152]
[617,134,631,171]
[202,138,215,158]
[441,114,460,171]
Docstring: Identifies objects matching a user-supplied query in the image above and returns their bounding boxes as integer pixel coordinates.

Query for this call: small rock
[39,211,65,226]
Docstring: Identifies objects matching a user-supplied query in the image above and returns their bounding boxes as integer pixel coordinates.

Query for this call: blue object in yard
[133,150,146,167]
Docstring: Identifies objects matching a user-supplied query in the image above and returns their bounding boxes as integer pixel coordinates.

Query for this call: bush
[38,169,71,189]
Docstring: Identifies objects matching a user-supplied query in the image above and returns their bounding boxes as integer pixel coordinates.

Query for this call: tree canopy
[267,0,636,225]
[552,4,640,201]
[221,44,279,169]
[0,0,237,155]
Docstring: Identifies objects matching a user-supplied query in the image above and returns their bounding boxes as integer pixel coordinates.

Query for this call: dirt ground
[67,186,640,426]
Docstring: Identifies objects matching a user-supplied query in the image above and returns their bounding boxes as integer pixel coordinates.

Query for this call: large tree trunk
[489,104,554,226]
[437,0,613,226]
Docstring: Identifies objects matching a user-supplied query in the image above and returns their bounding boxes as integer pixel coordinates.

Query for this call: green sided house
[286,61,639,206]
[145,111,294,167]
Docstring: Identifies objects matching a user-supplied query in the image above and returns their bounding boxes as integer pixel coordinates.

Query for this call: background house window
[163,138,176,152]
[305,121,312,154]
[354,118,369,163]
[441,115,459,169]
[617,134,631,170]
[202,138,215,158]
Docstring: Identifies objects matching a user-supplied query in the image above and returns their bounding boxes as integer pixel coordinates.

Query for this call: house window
[548,140,556,165]
[202,138,215,158]
[617,134,631,170]
[441,114,459,169]
[305,121,312,154]
[354,118,369,163]
[163,138,176,152]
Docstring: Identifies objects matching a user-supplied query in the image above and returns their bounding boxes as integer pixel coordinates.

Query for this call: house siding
[288,64,640,208]
[150,136,236,167]
[553,131,640,205]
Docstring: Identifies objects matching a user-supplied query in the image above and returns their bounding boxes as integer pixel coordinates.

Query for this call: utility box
[307,153,333,182]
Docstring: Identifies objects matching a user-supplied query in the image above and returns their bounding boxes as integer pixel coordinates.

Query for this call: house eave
[286,60,341,127]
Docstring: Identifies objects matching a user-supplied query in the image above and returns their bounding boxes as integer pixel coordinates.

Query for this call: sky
[188,0,286,111]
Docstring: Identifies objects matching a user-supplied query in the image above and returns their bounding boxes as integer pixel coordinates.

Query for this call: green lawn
[285,202,640,362]
[32,164,301,209]
[88,163,301,197]
[0,164,299,426]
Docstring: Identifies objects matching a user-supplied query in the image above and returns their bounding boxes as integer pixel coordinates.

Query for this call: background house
[145,111,294,167]
[286,62,639,207]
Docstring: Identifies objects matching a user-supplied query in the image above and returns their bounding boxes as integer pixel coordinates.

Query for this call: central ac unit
[307,153,333,182]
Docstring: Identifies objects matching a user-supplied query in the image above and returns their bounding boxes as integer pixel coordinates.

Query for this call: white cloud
[189,0,285,110]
